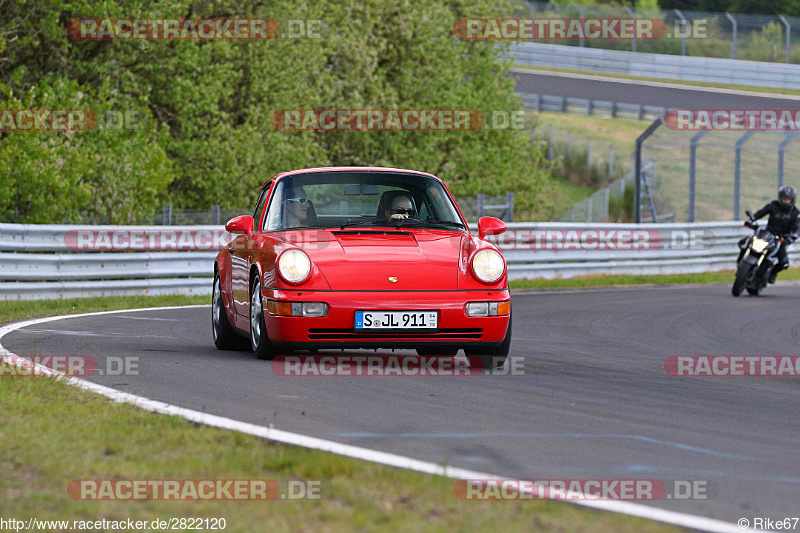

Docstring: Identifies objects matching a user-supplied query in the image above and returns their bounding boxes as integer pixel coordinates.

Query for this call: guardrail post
[778,132,799,188]
[611,101,617,118]
[634,118,663,223]
[778,15,791,64]
[733,130,756,220]
[572,3,585,47]
[162,205,172,226]
[688,130,709,223]
[637,104,643,120]
[725,13,737,59]
[211,204,220,225]
[506,191,514,222]
[586,99,593,116]
[477,193,485,219]
[560,96,566,112]
[674,10,688,56]
[534,94,541,112]
[624,6,636,53]
[609,145,615,176]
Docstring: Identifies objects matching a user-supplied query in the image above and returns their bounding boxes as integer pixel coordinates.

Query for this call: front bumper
[261,288,510,350]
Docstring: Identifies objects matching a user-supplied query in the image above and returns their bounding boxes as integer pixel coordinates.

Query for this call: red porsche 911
[211,167,512,368]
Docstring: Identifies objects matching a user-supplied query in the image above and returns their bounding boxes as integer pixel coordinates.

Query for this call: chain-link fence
[638,122,800,223]
[516,1,800,63]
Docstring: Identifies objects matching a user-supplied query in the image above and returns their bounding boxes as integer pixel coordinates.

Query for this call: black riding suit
[751,200,800,273]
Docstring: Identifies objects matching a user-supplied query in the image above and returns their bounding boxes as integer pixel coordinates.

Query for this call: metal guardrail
[520,92,667,121]
[510,43,800,89]
[1,222,790,300]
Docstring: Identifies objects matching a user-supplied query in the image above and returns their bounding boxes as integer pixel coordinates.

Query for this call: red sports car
[211,167,512,368]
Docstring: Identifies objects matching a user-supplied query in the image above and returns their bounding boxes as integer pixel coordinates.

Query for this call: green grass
[509,268,800,290]
[0,294,207,324]
[514,65,800,97]
[0,295,687,532]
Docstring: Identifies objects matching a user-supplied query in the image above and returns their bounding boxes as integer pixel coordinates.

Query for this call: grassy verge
[0,296,685,532]
[514,64,800,97]
[534,112,645,152]
[0,294,208,324]
[509,268,800,291]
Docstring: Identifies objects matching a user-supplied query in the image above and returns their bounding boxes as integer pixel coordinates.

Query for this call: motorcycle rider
[747,185,800,283]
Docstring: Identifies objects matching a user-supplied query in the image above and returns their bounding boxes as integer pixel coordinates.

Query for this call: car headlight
[471,249,505,283]
[278,249,311,284]
[751,238,768,253]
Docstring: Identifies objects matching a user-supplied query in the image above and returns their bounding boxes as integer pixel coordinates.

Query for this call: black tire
[746,287,761,296]
[250,277,279,360]
[212,271,247,350]
[465,315,512,369]
[416,347,459,357]
[732,262,752,297]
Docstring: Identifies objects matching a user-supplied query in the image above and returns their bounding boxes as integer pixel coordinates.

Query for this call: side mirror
[478,216,506,239]
[225,215,254,236]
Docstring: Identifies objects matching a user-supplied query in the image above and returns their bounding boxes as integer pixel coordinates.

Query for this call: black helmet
[778,185,796,210]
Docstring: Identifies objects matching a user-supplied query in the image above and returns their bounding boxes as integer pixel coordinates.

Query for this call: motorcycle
[732,210,785,297]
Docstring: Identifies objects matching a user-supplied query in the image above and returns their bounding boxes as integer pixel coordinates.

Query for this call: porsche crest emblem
[388,277,398,283]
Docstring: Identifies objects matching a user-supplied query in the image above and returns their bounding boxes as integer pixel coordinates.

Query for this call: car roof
[265,166,440,188]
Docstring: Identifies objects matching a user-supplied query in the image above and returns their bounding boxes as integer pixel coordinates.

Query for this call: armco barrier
[0,221,788,300]
[509,43,800,90]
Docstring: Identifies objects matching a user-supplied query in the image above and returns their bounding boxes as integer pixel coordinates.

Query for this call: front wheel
[464,316,512,369]
[732,262,752,297]
[746,287,761,296]
[250,278,279,360]
[212,271,247,350]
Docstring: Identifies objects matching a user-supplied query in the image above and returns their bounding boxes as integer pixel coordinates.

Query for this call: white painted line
[512,67,800,101]
[0,306,756,533]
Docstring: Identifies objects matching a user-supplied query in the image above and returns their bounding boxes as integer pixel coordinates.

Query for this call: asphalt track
[5,285,800,529]
[513,69,800,110]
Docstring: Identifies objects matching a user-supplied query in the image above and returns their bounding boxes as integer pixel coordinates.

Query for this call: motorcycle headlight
[471,249,505,283]
[751,238,768,253]
[278,249,311,284]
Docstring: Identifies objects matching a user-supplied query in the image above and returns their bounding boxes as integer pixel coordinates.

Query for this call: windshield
[263,171,465,231]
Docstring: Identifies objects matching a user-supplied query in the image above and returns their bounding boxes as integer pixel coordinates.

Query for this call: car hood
[290,229,464,291]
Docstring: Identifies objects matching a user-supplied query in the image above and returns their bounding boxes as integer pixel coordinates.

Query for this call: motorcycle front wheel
[732,261,753,297]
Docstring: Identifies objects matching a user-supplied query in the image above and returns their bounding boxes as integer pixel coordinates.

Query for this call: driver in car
[384,194,416,221]
[283,185,314,228]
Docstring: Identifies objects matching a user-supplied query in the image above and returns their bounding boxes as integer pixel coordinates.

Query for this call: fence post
[547,124,554,160]
[477,193,485,219]
[568,131,573,157]
[211,204,220,225]
[778,132,799,188]
[572,3,585,47]
[688,130,709,223]
[162,205,172,226]
[778,15,791,64]
[506,191,514,222]
[587,196,593,222]
[586,139,592,169]
[624,6,636,53]
[674,10,687,56]
[634,118,662,223]
[609,145,615,176]
[604,187,610,221]
[733,130,756,220]
[725,13,737,59]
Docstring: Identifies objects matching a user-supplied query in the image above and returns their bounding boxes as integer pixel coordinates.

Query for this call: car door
[231,182,271,317]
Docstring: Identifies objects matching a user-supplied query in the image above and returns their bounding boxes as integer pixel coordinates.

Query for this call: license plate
[355,311,437,330]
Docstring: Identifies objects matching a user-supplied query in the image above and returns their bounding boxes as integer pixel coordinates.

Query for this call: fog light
[302,302,328,317]
[466,301,510,317]
[466,302,489,317]
[267,300,328,317]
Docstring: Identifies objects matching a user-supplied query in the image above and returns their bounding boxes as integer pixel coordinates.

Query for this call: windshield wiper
[339,219,388,230]
[392,219,466,230]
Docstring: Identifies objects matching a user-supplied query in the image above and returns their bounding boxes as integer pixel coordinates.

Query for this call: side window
[263,180,286,231]
[252,182,271,232]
